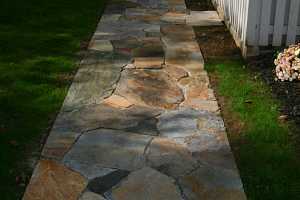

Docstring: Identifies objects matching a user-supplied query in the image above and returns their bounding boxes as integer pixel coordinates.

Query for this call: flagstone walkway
[23,0,247,199]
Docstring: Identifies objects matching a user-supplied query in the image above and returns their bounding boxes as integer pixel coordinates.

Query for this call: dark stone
[87,170,130,195]
[125,117,159,136]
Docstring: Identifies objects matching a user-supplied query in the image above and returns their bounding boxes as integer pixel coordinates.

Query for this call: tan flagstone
[186,86,216,101]
[164,65,188,80]
[186,11,223,26]
[112,167,182,200]
[161,12,186,24]
[103,94,133,109]
[23,160,87,200]
[182,99,220,113]
[116,69,184,109]
[179,165,247,200]
[133,57,164,69]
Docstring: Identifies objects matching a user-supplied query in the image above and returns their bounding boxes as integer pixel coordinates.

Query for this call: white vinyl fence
[212,0,300,56]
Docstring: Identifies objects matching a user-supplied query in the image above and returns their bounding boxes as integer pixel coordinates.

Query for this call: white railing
[212,0,300,56]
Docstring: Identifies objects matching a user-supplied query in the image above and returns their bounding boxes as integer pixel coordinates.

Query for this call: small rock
[278,115,288,122]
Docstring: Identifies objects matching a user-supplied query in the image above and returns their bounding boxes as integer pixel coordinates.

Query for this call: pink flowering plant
[274,43,300,81]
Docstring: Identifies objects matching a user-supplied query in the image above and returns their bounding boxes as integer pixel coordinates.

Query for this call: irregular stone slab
[125,117,159,136]
[64,161,116,180]
[116,69,184,109]
[100,14,122,22]
[186,11,223,26]
[162,37,200,52]
[112,39,140,55]
[179,73,209,87]
[180,74,216,106]
[87,170,130,194]
[56,103,160,134]
[136,0,169,10]
[133,57,164,69]
[62,53,130,111]
[169,5,186,13]
[188,134,239,170]
[144,24,161,37]
[132,43,164,57]
[63,129,152,171]
[182,132,228,153]
[167,0,186,6]
[158,108,224,138]
[41,127,80,160]
[111,167,182,200]
[139,36,161,45]
[102,94,133,109]
[161,12,186,24]
[103,1,140,15]
[178,164,247,200]
[161,24,195,40]
[125,8,164,23]
[157,108,203,138]
[23,160,87,200]
[94,19,149,40]
[196,111,225,133]
[157,108,231,168]
[186,86,215,100]
[42,104,161,160]
[112,37,164,57]
[146,137,198,177]
[181,99,220,113]
[125,8,147,18]
[80,191,106,200]
[165,50,205,76]
[89,40,114,52]
[164,65,188,80]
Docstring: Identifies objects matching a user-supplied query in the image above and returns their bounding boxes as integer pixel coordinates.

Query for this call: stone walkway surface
[23,0,246,199]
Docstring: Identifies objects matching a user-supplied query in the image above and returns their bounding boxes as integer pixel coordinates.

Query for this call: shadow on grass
[0,0,106,199]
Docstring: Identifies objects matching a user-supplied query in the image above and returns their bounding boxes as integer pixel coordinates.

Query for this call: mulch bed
[247,53,300,147]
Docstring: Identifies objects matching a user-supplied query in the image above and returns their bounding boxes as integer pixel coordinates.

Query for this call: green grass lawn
[206,58,300,199]
[0,0,106,199]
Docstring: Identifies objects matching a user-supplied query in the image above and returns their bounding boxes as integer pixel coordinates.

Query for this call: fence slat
[213,0,300,56]
[273,0,287,46]
[259,0,272,46]
[246,0,261,46]
[286,0,300,45]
